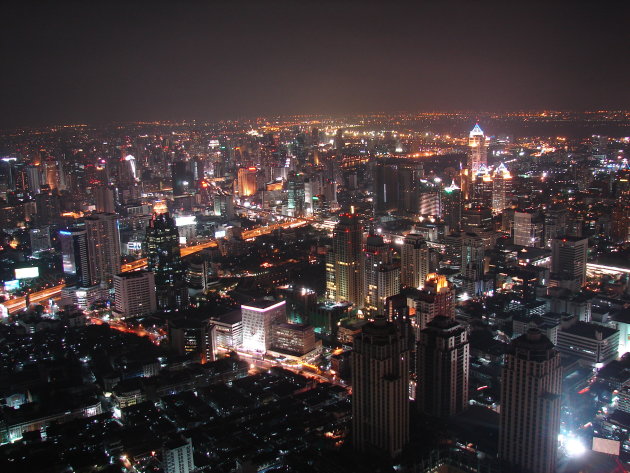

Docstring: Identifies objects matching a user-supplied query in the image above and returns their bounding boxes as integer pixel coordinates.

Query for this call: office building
[59,226,92,287]
[401,233,430,289]
[352,317,410,458]
[113,271,157,318]
[162,436,195,473]
[513,210,544,247]
[272,322,318,356]
[550,236,588,292]
[499,329,561,473]
[146,207,189,311]
[327,213,363,305]
[84,212,122,287]
[29,227,51,254]
[442,182,462,231]
[556,321,619,367]
[241,299,286,353]
[168,318,216,364]
[417,316,469,417]
[461,232,486,297]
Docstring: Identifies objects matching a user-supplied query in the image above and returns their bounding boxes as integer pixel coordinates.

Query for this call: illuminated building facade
[513,210,544,247]
[241,299,287,353]
[237,167,257,197]
[84,212,121,288]
[328,213,363,305]
[400,233,430,289]
[59,226,92,287]
[467,124,487,174]
[499,329,561,473]
[491,163,512,213]
[113,271,156,318]
[550,237,588,292]
[409,273,455,332]
[363,233,399,316]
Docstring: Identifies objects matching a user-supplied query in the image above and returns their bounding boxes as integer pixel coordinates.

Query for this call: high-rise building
[241,299,287,353]
[375,161,399,212]
[146,207,189,311]
[237,167,257,197]
[113,271,157,318]
[328,214,363,305]
[363,233,399,316]
[467,124,487,174]
[499,329,561,473]
[59,226,92,287]
[84,213,121,287]
[94,186,115,213]
[550,237,588,292]
[172,161,194,196]
[409,273,456,332]
[400,233,430,289]
[352,317,410,458]
[470,170,493,209]
[417,316,469,417]
[162,436,195,473]
[513,210,544,247]
[491,163,512,213]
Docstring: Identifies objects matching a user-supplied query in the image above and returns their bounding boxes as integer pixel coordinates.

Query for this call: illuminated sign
[175,216,196,227]
[215,230,226,239]
[15,267,39,279]
[4,280,20,291]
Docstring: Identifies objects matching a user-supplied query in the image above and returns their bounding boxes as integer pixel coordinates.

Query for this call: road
[1,219,308,315]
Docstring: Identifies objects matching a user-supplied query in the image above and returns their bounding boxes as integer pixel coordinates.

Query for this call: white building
[162,436,195,473]
[113,271,157,318]
[241,300,286,353]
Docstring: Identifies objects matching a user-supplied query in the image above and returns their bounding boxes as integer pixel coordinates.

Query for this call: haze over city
[1,2,630,473]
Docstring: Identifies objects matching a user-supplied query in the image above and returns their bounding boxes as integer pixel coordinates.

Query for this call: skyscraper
[363,233,399,316]
[146,206,189,311]
[550,237,588,292]
[499,328,561,473]
[400,233,430,289]
[84,212,121,287]
[59,226,92,287]
[417,315,469,417]
[287,172,305,217]
[94,186,115,213]
[375,161,399,212]
[442,181,462,231]
[491,163,512,213]
[328,213,363,305]
[467,124,487,174]
[461,232,486,297]
[352,317,410,458]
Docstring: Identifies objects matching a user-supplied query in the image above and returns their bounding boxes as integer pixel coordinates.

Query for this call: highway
[1,219,308,315]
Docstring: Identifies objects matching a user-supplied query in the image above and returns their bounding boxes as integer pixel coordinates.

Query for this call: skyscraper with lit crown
[491,162,512,213]
[467,124,487,174]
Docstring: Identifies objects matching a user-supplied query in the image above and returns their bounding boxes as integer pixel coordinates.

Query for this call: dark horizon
[2,1,629,128]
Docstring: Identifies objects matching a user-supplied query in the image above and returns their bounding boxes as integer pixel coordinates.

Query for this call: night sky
[1,1,629,128]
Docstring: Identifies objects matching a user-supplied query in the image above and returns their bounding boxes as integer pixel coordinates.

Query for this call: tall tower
[352,317,410,458]
[146,206,189,311]
[363,233,399,316]
[84,212,121,288]
[400,233,430,289]
[237,167,257,197]
[442,181,462,231]
[417,316,469,417]
[513,210,544,247]
[329,213,363,305]
[499,328,561,473]
[467,124,486,174]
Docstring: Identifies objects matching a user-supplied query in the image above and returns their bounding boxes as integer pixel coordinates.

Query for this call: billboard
[592,437,620,456]
[15,267,39,279]
[4,280,20,292]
